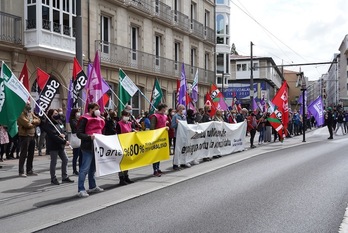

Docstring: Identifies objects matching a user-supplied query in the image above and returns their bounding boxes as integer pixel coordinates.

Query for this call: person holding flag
[17,103,41,177]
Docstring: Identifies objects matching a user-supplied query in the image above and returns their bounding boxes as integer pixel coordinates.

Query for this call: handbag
[69,133,81,148]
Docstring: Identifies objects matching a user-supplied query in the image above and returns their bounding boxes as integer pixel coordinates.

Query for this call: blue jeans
[78,150,97,192]
[72,148,82,173]
[258,128,265,143]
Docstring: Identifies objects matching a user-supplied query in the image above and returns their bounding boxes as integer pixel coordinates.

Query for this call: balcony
[0,11,22,45]
[126,0,153,16]
[172,10,190,32]
[24,17,75,59]
[204,26,215,44]
[96,40,214,84]
[152,1,173,25]
[191,19,204,39]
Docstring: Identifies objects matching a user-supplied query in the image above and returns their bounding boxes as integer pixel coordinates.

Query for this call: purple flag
[178,63,187,106]
[85,51,104,113]
[308,96,324,126]
[191,69,198,103]
[298,90,307,115]
[253,98,258,112]
[66,79,73,123]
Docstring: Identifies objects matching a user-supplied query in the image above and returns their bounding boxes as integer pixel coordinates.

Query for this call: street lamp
[297,72,306,142]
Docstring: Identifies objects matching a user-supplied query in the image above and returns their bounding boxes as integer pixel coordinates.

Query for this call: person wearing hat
[325,107,334,139]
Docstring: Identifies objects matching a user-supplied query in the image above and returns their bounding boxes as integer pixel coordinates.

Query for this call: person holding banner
[17,103,41,177]
[171,104,189,169]
[116,110,134,185]
[76,103,105,197]
[42,109,74,185]
[150,103,169,177]
[247,111,257,149]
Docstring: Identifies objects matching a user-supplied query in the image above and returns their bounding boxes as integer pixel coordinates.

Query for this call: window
[173,0,180,22]
[225,55,229,73]
[217,0,224,4]
[155,0,159,13]
[72,0,76,14]
[27,1,36,29]
[131,26,139,60]
[63,0,69,12]
[216,14,224,34]
[237,64,241,71]
[101,15,110,53]
[63,13,70,35]
[155,35,161,66]
[174,42,180,70]
[204,10,210,36]
[253,62,259,71]
[42,5,50,30]
[191,47,196,73]
[217,54,224,73]
[53,9,61,33]
[217,36,223,44]
[130,90,141,117]
[190,2,196,29]
[204,53,209,70]
[53,0,59,9]
[242,64,247,71]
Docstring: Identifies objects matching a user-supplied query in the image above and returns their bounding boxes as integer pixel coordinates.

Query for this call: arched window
[216,14,224,34]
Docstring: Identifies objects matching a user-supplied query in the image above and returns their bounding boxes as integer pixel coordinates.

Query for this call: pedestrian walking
[325,107,334,139]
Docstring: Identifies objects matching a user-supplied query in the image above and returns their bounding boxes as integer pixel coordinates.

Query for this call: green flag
[0,62,30,137]
[118,68,139,115]
[149,78,163,114]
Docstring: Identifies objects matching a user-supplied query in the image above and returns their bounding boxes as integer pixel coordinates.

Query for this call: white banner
[174,121,247,165]
[121,75,139,96]
[94,134,123,177]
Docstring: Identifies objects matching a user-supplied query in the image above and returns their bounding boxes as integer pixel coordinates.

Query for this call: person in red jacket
[150,103,169,177]
[116,110,135,185]
[247,111,257,149]
[76,103,105,198]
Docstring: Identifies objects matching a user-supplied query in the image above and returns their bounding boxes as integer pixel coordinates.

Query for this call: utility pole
[76,0,83,66]
[250,41,254,110]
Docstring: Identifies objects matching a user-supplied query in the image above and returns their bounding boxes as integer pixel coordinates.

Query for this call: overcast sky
[229,0,348,81]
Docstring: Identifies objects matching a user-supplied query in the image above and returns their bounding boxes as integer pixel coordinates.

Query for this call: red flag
[205,92,217,117]
[272,81,289,135]
[37,68,50,92]
[19,60,30,92]
[209,84,229,110]
[267,111,284,141]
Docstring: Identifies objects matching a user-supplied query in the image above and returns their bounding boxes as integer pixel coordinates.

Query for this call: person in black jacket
[325,107,334,139]
[43,109,74,185]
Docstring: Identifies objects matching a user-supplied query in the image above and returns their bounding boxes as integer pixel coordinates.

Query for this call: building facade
[0,0,216,116]
[228,55,283,108]
[215,0,230,89]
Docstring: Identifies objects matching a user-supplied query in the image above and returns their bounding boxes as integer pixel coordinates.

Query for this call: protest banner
[94,128,169,177]
[174,121,247,165]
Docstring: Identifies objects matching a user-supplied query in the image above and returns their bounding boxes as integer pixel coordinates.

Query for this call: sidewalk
[0,127,331,233]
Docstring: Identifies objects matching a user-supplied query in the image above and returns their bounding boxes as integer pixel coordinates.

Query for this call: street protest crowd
[1,100,347,197]
[1,55,346,198]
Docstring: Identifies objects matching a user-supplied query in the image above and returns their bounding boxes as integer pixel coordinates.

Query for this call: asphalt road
[36,136,348,233]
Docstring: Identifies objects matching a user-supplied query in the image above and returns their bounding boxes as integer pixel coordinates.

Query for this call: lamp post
[297,72,306,142]
[250,41,254,110]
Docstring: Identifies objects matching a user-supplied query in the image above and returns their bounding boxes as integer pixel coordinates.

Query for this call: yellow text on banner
[118,128,170,171]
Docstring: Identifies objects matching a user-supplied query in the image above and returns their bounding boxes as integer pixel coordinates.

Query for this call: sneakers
[88,186,104,193]
[173,165,181,171]
[19,173,27,178]
[62,177,74,183]
[51,179,60,185]
[77,190,89,198]
[191,160,200,165]
[27,171,38,176]
[181,163,191,168]
[73,171,79,176]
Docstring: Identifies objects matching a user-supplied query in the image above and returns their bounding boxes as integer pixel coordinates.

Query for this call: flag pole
[139,89,157,111]
[28,95,73,149]
[60,81,86,105]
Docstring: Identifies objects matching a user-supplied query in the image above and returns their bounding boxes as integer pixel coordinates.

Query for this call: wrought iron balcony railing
[96,40,214,84]
[191,19,204,38]
[153,1,172,24]
[172,10,190,32]
[0,11,22,44]
[126,0,153,15]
